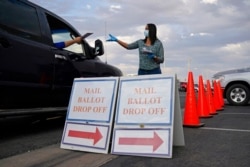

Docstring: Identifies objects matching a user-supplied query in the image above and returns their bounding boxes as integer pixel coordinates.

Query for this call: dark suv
[0,0,122,115]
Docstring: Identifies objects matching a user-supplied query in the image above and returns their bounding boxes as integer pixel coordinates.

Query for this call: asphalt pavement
[0,102,249,167]
[102,104,250,167]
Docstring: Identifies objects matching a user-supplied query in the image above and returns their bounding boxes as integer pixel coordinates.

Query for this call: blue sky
[30,0,250,82]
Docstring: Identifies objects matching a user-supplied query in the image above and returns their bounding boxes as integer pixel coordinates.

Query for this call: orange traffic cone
[197,76,213,118]
[206,80,218,115]
[217,81,225,107]
[183,72,205,127]
[213,81,224,111]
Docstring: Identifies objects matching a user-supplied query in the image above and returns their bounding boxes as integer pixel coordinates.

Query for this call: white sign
[67,78,118,122]
[112,129,171,157]
[116,76,173,124]
[111,74,185,158]
[61,77,119,154]
[61,122,109,153]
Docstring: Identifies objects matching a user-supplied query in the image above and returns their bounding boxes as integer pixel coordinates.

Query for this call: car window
[46,13,85,54]
[51,29,83,54]
[0,0,42,42]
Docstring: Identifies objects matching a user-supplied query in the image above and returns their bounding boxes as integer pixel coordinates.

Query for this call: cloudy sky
[30,0,250,82]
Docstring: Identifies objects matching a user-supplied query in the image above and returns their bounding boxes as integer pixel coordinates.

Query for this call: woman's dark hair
[144,23,157,44]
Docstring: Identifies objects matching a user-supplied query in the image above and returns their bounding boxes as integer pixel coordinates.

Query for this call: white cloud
[201,0,218,5]
[219,41,250,59]
[86,4,91,9]
[190,32,213,37]
[109,5,121,13]
[29,0,250,82]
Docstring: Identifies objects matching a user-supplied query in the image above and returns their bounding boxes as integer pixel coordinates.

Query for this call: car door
[42,11,83,106]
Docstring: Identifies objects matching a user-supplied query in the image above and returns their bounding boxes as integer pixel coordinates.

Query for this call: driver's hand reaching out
[74,37,82,44]
[63,36,82,48]
[54,36,83,49]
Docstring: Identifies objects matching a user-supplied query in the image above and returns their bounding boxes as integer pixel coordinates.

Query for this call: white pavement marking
[200,127,250,133]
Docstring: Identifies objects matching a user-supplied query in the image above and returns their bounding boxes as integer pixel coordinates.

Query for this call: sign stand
[60,74,185,158]
[60,77,119,154]
[173,74,185,146]
[111,74,185,158]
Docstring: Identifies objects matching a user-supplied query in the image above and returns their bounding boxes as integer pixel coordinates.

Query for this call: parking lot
[101,103,250,167]
[0,97,249,167]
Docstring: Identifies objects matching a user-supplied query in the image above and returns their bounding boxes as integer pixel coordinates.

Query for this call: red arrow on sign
[68,128,103,145]
[118,132,163,152]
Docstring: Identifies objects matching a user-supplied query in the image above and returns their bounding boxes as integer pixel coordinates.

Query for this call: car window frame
[0,0,43,42]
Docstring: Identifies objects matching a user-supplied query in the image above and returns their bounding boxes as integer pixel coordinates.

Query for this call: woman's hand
[106,34,118,42]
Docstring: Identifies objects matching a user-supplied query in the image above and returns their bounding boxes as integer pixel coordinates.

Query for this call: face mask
[144,30,149,37]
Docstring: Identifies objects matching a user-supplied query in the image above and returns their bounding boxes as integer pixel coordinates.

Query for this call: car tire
[226,84,250,106]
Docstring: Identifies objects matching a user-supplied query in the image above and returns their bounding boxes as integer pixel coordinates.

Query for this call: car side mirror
[94,39,104,56]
